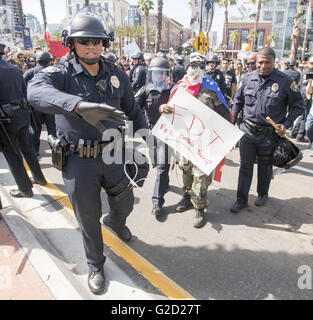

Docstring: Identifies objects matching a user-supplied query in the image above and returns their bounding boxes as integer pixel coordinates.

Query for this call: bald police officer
[230,47,304,213]
[27,6,148,295]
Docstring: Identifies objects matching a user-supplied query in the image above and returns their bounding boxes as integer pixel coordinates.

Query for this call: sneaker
[230,201,248,213]
[176,194,192,212]
[193,208,205,228]
[151,205,162,218]
[255,194,268,207]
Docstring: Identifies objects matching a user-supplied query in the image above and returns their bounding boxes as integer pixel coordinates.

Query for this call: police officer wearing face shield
[129,52,147,94]
[24,51,56,157]
[230,47,304,213]
[205,52,227,99]
[135,57,173,217]
[27,6,148,295]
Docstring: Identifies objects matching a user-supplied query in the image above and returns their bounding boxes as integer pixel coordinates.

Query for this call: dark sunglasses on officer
[77,38,102,46]
[246,61,256,66]
[190,62,206,70]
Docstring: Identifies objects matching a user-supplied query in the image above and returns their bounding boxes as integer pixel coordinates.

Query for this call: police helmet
[149,57,171,71]
[175,55,184,64]
[206,52,219,63]
[147,57,171,89]
[272,137,303,169]
[156,52,167,58]
[0,43,5,55]
[105,52,117,64]
[287,58,297,67]
[131,52,144,60]
[36,51,52,62]
[62,5,114,49]
[123,62,130,67]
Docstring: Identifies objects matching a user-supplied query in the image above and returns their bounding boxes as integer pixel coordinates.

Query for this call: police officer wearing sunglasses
[27,6,148,295]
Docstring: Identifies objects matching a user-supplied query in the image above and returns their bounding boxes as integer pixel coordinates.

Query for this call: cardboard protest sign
[123,41,141,57]
[152,87,243,177]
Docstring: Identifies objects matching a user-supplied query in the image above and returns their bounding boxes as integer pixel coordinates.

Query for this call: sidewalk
[0,215,53,300]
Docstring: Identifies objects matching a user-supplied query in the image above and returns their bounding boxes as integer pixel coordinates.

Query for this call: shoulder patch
[290,81,299,93]
[42,66,61,73]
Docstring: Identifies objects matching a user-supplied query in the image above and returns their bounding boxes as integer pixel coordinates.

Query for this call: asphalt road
[33,129,313,300]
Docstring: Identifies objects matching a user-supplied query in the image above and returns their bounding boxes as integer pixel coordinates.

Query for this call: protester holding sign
[155,52,233,228]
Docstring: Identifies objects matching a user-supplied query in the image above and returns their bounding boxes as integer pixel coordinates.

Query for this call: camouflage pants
[178,156,213,209]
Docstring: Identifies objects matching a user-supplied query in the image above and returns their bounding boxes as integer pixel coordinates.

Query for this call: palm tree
[137,0,154,52]
[247,0,271,51]
[229,29,239,59]
[267,33,276,47]
[290,0,306,60]
[214,0,237,56]
[40,0,47,33]
[301,0,313,61]
[155,0,163,53]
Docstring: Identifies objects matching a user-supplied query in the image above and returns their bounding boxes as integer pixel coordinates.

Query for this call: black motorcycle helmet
[271,136,303,169]
[131,52,144,61]
[175,55,184,64]
[149,56,171,71]
[62,5,114,52]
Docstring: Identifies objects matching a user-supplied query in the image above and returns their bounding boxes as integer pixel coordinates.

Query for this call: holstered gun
[22,99,38,131]
[48,135,70,171]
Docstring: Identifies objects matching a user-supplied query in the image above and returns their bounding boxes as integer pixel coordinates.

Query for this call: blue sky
[21,0,255,42]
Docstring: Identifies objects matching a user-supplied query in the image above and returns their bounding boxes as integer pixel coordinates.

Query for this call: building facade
[223,21,272,53]
[25,13,42,35]
[127,4,141,27]
[0,0,24,34]
[142,13,183,51]
[260,0,313,59]
[66,0,130,27]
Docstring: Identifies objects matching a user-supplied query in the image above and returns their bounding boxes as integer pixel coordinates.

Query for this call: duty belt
[73,139,113,158]
[243,118,275,135]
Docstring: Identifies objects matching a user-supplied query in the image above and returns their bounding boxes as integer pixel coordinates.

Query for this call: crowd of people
[0,5,312,295]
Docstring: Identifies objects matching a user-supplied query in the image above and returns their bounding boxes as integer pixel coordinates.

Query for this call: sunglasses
[247,62,256,65]
[190,63,206,70]
[77,38,102,46]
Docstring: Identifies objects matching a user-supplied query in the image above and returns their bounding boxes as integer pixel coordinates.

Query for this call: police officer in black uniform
[135,57,173,218]
[129,52,147,94]
[27,7,148,295]
[172,55,186,83]
[283,58,301,85]
[24,51,56,157]
[230,47,304,213]
[205,52,227,98]
[0,43,47,198]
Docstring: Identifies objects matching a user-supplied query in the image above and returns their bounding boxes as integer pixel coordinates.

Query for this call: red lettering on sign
[208,130,224,146]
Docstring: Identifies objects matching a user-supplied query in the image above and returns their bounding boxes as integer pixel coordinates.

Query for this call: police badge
[111,75,120,89]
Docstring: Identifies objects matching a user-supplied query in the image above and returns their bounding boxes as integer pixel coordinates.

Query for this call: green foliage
[136,0,154,14]
[229,30,239,43]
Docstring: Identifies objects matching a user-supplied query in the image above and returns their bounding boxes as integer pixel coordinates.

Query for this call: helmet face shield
[147,69,170,91]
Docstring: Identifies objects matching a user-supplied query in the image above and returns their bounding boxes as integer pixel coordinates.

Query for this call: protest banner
[123,41,141,57]
[152,87,243,178]
[49,41,69,58]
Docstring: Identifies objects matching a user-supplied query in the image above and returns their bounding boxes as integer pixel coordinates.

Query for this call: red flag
[44,30,51,43]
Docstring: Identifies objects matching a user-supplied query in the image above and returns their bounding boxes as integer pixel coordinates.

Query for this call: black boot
[151,205,162,218]
[193,208,205,228]
[176,194,192,212]
[9,189,33,198]
[88,268,105,295]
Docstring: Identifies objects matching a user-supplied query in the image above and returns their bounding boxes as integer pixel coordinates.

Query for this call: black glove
[76,101,128,133]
